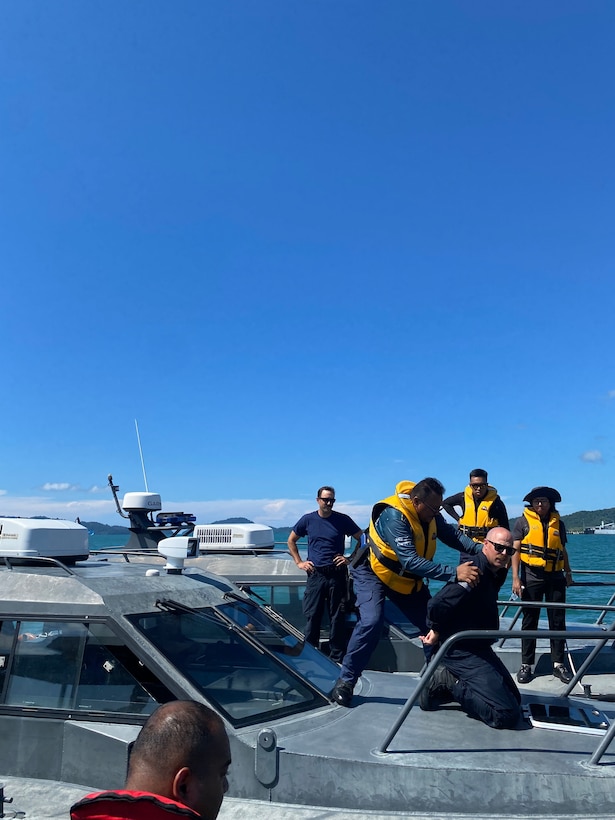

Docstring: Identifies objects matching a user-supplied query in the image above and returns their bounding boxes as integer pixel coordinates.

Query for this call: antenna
[135,419,149,491]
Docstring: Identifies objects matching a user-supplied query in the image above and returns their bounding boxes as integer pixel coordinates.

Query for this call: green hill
[560,508,615,532]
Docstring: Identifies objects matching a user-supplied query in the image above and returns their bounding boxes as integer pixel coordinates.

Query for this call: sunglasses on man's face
[485,539,516,557]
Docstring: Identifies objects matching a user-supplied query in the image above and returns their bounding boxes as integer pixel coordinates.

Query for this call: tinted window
[129,604,334,728]
[0,619,163,716]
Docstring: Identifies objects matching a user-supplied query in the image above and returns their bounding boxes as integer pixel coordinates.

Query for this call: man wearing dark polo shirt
[288,486,363,661]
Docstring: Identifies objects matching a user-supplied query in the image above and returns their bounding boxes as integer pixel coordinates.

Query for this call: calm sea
[431,533,615,625]
[89,532,615,626]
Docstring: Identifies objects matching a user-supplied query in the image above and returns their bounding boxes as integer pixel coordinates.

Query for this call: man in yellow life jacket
[442,468,509,542]
[511,486,574,685]
[330,477,483,707]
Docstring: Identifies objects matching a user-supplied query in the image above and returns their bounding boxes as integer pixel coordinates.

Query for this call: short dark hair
[469,468,488,481]
[410,477,445,502]
[317,486,335,498]
[127,701,225,781]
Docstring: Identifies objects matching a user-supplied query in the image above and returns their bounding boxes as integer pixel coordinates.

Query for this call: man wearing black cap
[511,487,573,684]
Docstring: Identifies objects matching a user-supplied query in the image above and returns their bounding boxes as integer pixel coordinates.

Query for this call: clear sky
[1,1,614,528]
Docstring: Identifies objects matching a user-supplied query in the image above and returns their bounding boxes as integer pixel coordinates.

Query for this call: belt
[313,564,346,576]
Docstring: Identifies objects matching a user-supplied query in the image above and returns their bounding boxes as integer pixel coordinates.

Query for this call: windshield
[128,600,337,727]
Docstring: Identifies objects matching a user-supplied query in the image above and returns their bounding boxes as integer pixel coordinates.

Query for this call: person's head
[468,468,489,500]
[126,701,231,820]
[316,485,336,518]
[523,486,561,520]
[409,477,445,524]
[482,527,515,571]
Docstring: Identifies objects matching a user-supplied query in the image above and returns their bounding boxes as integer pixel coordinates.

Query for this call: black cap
[523,486,562,504]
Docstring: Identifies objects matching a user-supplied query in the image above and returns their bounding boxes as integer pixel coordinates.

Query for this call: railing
[497,571,615,643]
[377,626,615,766]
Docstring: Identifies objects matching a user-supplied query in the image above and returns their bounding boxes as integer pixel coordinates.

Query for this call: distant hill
[211,517,253,525]
[508,508,615,534]
[82,521,130,535]
[560,508,615,532]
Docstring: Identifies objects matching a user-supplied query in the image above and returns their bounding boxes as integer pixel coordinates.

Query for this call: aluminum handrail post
[563,619,615,696]
[377,642,450,754]
[589,716,615,765]
[378,628,612,756]
[595,591,615,626]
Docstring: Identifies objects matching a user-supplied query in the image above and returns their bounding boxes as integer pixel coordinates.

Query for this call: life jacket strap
[459,525,488,539]
[368,535,420,580]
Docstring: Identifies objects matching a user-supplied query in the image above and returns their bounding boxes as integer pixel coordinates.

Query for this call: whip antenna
[135,419,149,492]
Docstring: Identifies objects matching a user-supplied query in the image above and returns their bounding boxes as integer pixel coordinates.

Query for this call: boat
[2,499,615,820]
[106,477,615,678]
[594,521,615,535]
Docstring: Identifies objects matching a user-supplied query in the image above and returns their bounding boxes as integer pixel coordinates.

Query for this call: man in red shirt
[70,701,231,820]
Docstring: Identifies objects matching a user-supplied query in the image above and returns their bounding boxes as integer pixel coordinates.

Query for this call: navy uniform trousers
[443,646,522,729]
[339,559,432,686]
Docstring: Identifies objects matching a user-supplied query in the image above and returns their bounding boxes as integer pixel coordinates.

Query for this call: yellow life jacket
[519,508,564,571]
[458,485,500,542]
[368,481,437,594]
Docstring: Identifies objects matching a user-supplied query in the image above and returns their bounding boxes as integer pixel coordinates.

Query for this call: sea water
[432,533,615,626]
[89,532,615,626]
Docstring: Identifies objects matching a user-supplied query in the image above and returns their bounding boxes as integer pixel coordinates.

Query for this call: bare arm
[287,531,314,572]
[333,529,363,568]
[562,546,573,585]
[511,540,522,596]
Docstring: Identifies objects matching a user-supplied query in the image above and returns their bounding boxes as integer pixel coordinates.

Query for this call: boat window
[0,619,165,716]
[0,620,18,699]
[129,606,334,728]
[218,598,339,693]
[241,583,306,631]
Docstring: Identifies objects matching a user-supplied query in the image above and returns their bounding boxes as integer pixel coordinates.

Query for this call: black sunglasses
[486,539,516,557]
[318,497,335,504]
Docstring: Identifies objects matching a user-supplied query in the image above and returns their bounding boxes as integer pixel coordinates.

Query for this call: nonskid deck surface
[1,778,610,820]
[269,671,615,816]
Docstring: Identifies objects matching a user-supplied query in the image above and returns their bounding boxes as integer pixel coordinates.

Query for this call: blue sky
[1,1,614,528]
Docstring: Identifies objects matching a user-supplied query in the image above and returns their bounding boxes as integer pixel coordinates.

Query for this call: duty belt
[313,564,346,576]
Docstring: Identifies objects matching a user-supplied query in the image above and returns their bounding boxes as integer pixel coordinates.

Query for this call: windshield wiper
[155,598,265,654]
[227,589,306,641]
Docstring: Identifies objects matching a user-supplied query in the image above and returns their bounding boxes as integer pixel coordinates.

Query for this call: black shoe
[330,679,354,707]
[517,664,532,684]
[419,664,457,711]
[553,665,572,683]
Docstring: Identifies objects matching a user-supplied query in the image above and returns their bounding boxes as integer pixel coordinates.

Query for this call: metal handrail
[377,627,615,766]
[496,598,615,647]
[498,575,615,627]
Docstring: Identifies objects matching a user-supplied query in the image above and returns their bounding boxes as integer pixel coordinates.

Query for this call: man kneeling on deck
[419,527,523,729]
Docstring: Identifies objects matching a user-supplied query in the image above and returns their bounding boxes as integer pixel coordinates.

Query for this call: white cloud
[581,450,603,463]
[0,494,372,529]
[41,482,75,492]
[0,490,6,496]
[0,496,117,521]
[173,498,372,529]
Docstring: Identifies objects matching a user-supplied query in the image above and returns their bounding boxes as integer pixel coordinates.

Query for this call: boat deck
[262,669,615,817]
